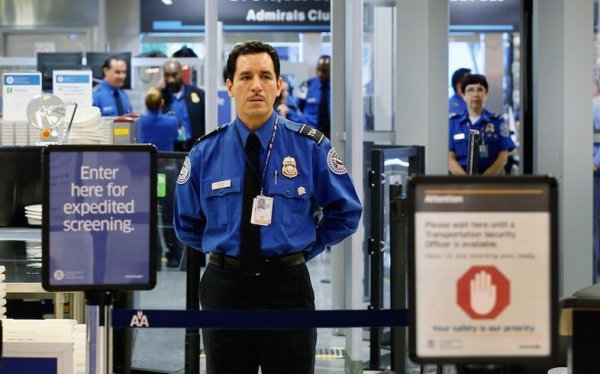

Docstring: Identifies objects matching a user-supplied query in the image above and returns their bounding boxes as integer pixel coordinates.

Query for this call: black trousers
[199,262,317,374]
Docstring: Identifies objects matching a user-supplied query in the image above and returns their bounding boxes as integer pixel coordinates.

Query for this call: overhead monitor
[36,52,83,91]
[85,52,132,90]
[408,176,558,365]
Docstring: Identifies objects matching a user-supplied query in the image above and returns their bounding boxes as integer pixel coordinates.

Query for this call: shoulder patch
[177,157,191,184]
[327,148,347,175]
[449,112,460,119]
[297,124,325,145]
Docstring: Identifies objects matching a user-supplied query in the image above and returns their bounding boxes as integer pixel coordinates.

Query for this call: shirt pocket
[203,177,242,226]
[452,137,469,158]
[269,180,310,226]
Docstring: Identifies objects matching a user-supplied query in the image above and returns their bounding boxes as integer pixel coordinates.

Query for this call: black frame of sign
[42,144,157,292]
[407,175,558,365]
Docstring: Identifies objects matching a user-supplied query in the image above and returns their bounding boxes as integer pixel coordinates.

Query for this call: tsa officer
[92,56,132,116]
[449,67,471,115]
[296,55,331,138]
[160,59,206,152]
[448,74,515,175]
[173,40,362,373]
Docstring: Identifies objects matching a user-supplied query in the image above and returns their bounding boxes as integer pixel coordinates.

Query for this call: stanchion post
[390,184,406,372]
[185,247,204,374]
[467,129,481,175]
[85,291,112,374]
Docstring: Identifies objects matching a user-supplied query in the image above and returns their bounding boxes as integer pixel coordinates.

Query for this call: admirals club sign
[141,0,331,33]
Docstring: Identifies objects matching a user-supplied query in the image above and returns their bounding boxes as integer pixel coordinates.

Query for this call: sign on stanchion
[407,176,558,365]
[42,145,157,374]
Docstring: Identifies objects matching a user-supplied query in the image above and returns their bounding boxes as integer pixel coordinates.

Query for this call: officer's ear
[275,77,283,97]
[226,78,234,97]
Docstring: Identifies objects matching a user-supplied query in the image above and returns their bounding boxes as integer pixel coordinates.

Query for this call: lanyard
[234,117,278,195]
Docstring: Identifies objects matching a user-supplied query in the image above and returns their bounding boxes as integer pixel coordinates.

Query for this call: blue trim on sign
[450,25,514,32]
[223,25,329,32]
[153,21,205,31]
[113,309,409,329]
[153,20,329,33]
[4,74,41,85]
[55,75,90,84]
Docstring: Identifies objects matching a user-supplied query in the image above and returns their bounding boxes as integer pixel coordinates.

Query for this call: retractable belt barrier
[112,309,409,329]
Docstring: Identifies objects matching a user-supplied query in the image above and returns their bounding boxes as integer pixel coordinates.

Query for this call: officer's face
[104,59,127,89]
[316,59,330,82]
[163,62,183,92]
[463,83,487,114]
[227,52,282,130]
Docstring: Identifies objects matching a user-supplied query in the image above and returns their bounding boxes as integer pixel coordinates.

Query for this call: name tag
[307,98,317,103]
[211,179,231,190]
[453,133,466,140]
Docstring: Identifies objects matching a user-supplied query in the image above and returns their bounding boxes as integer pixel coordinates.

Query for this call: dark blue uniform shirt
[173,113,362,260]
[448,93,467,115]
[449,109,515,173]
[167,86,193,140]
[92,79,132,116]
[139,110,179,151]
[296,77,329,132]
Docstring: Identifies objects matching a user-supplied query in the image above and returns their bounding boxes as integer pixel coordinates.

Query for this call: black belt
[208,252,306,275]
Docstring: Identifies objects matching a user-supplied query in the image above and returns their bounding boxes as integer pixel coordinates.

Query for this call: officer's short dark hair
[451,68,471,93]
[102,56,127,73]
[318,55,331,64]
[460,73,488,94]
[226,40,280,82]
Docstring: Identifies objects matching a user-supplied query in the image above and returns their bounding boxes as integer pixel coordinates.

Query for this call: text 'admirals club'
[246,9,330,22]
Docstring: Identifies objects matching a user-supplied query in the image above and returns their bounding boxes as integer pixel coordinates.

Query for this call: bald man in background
[160,59,206,151]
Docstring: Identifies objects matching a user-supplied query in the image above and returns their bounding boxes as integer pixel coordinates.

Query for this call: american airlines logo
[424,195,464,204]
[130,310,149,327]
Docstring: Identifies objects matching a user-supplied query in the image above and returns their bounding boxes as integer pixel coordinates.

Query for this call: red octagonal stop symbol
[457,265,510,319]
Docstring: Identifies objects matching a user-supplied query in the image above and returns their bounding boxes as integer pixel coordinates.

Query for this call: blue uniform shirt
[449,109,515,173]
[92,79,132,116]
[139,110,179,151]
[448,93,467,115]
[167,86,193,140]
[296,77,329,132]
[173,113,362,260]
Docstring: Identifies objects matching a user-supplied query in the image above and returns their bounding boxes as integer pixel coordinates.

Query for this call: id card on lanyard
[235,118,279,226]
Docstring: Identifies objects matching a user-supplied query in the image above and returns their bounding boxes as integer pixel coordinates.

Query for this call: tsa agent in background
[92,56,132,116]
[173,40,362,374]
[160,59,206,152]
[448,74,515,175]
[296,55,331,138]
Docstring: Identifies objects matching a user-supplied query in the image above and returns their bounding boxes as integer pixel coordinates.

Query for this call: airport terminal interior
[1,0,600,373]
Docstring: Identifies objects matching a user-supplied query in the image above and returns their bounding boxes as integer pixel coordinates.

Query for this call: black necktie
[240,133,262,273]
[114,89,125,116]
[318,81,330,138]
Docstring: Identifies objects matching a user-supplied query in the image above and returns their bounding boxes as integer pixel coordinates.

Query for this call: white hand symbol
[470,270,497,315]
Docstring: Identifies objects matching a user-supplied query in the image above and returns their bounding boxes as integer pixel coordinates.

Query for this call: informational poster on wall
[42,145,157,292]
[408,176,557,364]
[2,72,42,121]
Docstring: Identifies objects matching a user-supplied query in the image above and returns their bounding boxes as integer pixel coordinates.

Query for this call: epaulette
[492,113,502,119]
[449,112,460,119]
[297,123,325,145]
[198,123,229,143]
